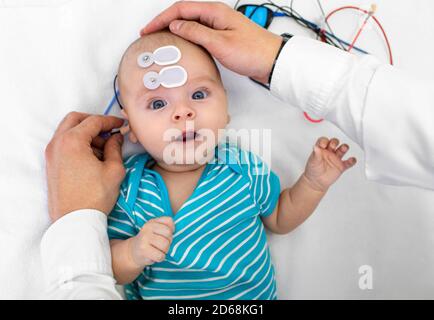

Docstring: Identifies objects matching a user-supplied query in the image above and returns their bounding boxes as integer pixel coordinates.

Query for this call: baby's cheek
[137,135,167,162]
[214,112,229,133]
[131,120,161,148]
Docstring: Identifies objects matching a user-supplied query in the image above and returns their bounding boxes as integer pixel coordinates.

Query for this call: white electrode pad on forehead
[137,45,181,68]
[143,65,187,90]
[138,45,187,90]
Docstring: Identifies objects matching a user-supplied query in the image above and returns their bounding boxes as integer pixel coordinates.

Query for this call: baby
[107,30,356,300]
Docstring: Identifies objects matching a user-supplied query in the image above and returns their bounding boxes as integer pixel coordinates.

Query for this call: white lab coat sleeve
[40,209,122,300]
[270,35,434,190]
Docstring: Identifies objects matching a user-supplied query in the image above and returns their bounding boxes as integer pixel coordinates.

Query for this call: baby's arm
[262,137,356,234]
[110,216,174,285]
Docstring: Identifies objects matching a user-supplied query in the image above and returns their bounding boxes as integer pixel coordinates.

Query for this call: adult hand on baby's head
[45,112,125,222]
[303,137,357,192]
[140,1,283,85]
[128,217,175,268]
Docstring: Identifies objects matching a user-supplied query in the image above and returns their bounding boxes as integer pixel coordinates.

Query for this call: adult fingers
[73,115,124,143]
[103,134,125,182]
[103,133,123,163]
[54,111,91,137]
[140,1,232,35]
[92,147,104,161]
[91,135,107,149]
[169,20,219,49]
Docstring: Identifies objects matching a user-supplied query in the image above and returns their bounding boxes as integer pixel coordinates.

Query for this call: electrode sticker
[143,71,160,90]
[153,45,181,65]
[137,45,181,68]
[160,66,187,88]
[137,52,154,68]
[143,65,187,90]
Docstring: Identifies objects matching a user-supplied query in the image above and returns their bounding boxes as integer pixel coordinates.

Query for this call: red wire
[347,13,370,52]
[303,112,324,123]
[325,5,394,65]
[303,4,394,124]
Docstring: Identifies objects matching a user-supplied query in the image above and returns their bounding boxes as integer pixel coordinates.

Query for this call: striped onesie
[108,143,281,300]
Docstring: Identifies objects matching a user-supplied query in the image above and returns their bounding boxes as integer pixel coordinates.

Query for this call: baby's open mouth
[174,131,200,143]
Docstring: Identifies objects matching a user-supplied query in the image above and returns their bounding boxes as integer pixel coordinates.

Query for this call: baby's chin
[140,126,226,167]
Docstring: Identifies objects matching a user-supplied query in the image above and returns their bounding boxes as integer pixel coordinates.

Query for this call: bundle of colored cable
[235,1,394,123]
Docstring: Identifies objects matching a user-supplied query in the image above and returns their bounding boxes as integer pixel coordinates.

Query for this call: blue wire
[103,90,119,116]
[99,90,121,139]
[325,32,368,54]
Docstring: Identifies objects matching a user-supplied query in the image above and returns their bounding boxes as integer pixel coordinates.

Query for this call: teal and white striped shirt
[108,143,281,300]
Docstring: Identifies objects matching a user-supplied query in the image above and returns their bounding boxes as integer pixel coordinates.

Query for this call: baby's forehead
[118,32,221,97]
[127,42,215,72]
[120,43,220,90]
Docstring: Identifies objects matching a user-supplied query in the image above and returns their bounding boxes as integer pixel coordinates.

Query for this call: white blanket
[0,0,433,299]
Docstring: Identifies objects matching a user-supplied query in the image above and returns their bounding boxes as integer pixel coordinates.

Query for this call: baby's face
[119,38,228,168]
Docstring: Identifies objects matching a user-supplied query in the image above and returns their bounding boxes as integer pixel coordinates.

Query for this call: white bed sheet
[0,0,433,299]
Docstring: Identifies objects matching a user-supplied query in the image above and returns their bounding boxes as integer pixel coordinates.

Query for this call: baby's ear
[128,130,138,144]
[119,124,138,144]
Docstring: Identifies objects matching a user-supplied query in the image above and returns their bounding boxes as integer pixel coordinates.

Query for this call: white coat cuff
[270,35,358,118]
[40,209,113,291]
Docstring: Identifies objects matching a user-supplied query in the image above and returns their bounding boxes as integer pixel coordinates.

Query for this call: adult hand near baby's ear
[140,1,283,85]
[45,112,125,222]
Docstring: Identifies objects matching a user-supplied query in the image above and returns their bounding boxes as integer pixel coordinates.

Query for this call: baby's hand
[304,137,357,192]
[128,216,175,268]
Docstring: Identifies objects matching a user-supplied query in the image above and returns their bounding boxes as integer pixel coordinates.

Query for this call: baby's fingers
[154,216,175,233]
[150,234,171,255]
[152,223,174,242]
[336,144,349,159]
[342,157,357,170]
[316,137,329,149]
[327,138,340,152]
[147,245,167,263]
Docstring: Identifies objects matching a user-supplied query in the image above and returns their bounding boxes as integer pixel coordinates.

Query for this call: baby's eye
[149,99,167,110]
[192,90,208,100]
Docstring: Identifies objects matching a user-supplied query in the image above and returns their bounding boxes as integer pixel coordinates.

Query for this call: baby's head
[117,30,229,170]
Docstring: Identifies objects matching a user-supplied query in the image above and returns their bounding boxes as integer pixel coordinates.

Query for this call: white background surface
[0,0,433,299]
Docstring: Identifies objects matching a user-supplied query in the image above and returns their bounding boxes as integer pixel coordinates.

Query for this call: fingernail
[170,20,184,32]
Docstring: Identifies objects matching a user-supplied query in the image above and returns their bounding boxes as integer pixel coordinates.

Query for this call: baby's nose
[172,106,196,121]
